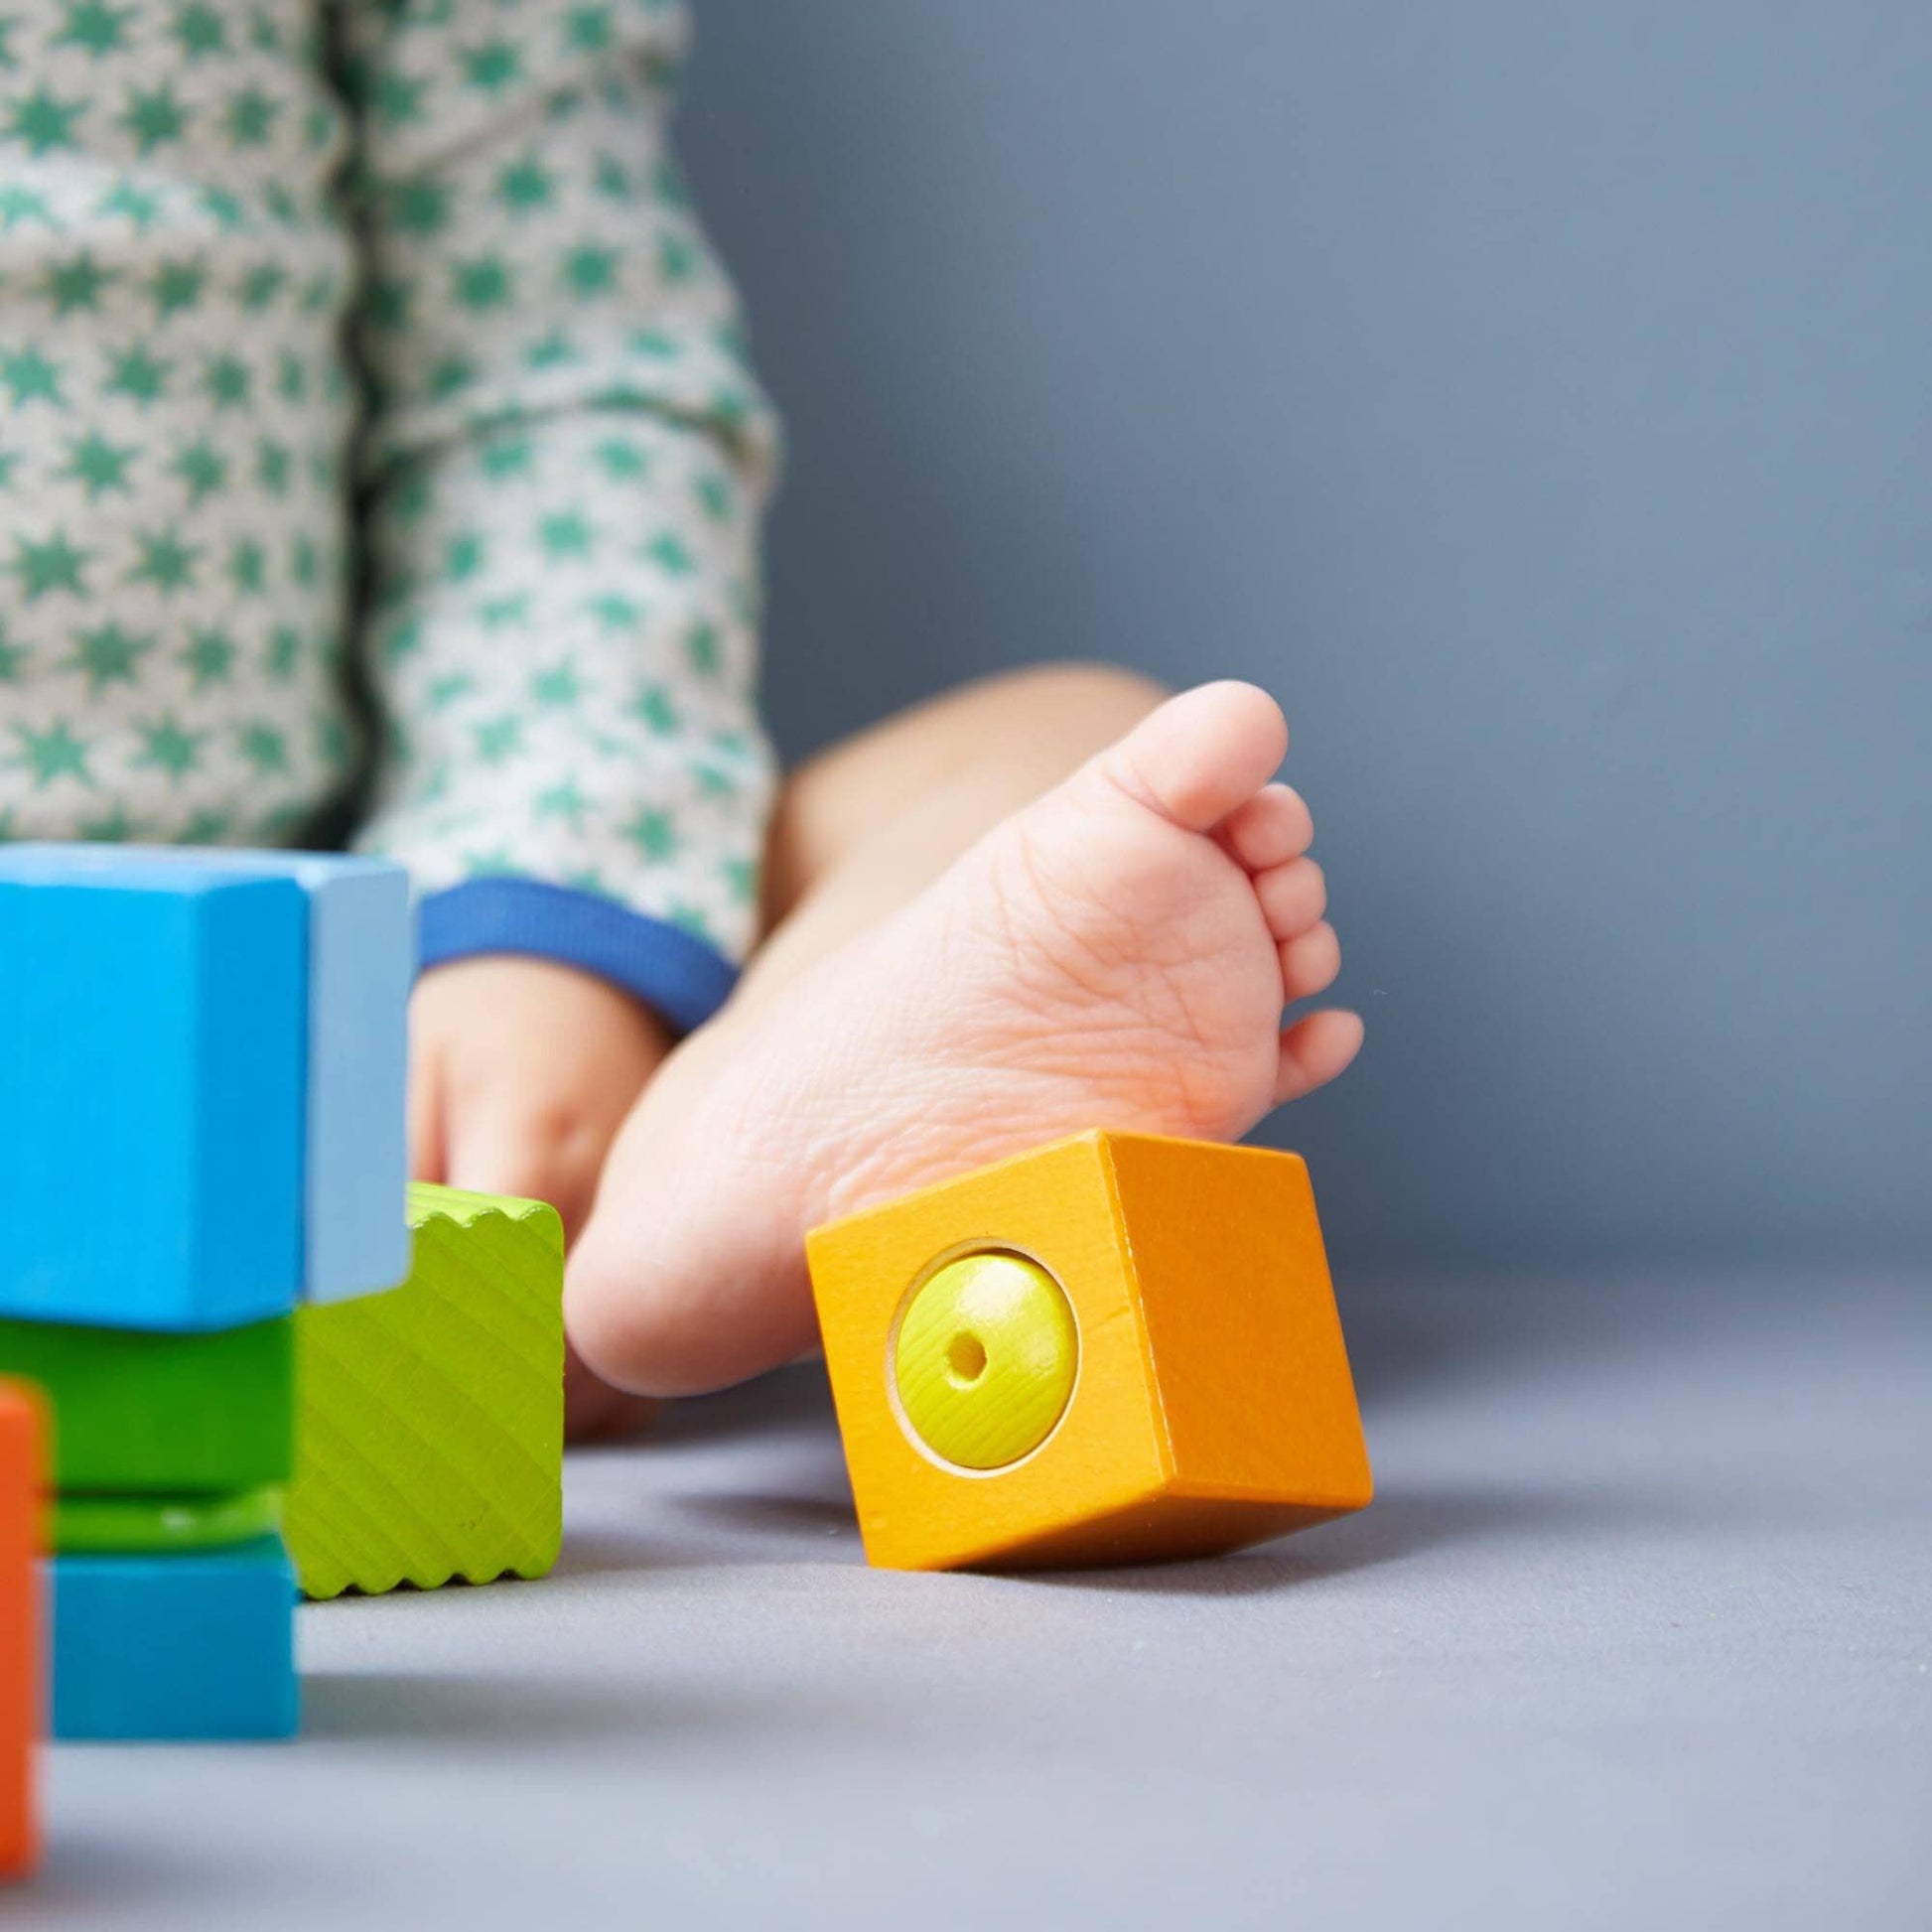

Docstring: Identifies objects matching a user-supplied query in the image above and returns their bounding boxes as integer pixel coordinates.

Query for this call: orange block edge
[0,1377,45,1883]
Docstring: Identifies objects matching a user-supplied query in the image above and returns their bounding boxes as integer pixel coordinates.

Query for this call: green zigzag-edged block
[285,1182,563,1599]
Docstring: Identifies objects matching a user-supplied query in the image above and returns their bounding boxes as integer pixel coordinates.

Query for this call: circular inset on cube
[892,1250,1078,1470]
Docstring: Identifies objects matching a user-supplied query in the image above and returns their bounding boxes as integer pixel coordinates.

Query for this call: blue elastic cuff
[417,878,738,1035]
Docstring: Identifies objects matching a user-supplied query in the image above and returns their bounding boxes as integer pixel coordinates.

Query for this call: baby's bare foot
[566,683,1362,1396]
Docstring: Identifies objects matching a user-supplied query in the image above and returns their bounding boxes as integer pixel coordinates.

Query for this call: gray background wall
[677,2,1929,1273]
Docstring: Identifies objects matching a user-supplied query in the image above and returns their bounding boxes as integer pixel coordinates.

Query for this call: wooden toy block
[806,1131,1374,1572]
[284,854,412,1304]
[0,850,305,1331]
[51,1535,298,1741]
[0,845,411,1305]
[54,1487,283,1556]
[1,1381,43,1879]
[285,1183,564,1598]
[0,1314,292,1493]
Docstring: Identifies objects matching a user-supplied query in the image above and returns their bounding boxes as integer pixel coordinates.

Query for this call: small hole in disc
[947,1332,988,1385]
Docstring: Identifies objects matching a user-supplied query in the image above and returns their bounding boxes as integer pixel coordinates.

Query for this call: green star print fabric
[0,0,777,1017]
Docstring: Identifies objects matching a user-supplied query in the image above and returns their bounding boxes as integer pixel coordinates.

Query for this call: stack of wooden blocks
[0,841,568,1809]
[0,847,414,1741]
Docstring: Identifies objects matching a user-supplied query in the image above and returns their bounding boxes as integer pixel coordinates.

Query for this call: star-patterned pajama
[0,0,777,1031]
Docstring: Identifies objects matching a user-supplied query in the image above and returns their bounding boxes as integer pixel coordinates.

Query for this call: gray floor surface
[16,1269,1931,1929]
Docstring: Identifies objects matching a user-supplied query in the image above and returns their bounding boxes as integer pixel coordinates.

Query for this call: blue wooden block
[0,846,412,1306]
[279,856,412,1303]
[0,851,306,1331]
[51,1537,299,1741]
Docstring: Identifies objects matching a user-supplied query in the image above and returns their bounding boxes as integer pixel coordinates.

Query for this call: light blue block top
[0,845,412,1306]
[0,848,307,1331]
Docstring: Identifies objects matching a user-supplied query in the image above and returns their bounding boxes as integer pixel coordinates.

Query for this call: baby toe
[1280,921,1341,1001]
[1098,682,1288,832]
[1276,1008,1364,1104]
[1219,783,1313,873]
[1254,856,1326,938]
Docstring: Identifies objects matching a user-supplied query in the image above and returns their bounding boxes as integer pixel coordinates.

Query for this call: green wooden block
[54,1485,284,1555]
[285,1182,564,1598]
[0,1314,292,1493]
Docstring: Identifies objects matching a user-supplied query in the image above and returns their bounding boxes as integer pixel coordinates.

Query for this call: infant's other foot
[567,682,1362,1397]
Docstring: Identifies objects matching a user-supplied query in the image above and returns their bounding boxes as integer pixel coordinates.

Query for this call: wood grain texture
[285,1183,563,1599]
[893,1252,1078,1470]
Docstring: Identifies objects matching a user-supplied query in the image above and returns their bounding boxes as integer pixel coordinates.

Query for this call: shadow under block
[0,1315,292,1493]
[285,1183,564,1598]
[1,1382,42,1879]
[50,1537,298,1741]
[0,852,305,1331]
[0,844,412,1306]
[806,1131,1374,1572]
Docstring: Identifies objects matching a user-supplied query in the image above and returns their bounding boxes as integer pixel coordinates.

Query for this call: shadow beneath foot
[673,1488,859,1544]
[648,1362,837,1448]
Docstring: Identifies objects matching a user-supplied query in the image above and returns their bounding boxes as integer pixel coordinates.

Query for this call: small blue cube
[0,851,307,1331]
[51,1536,299,1741]
[0,845,413,1318]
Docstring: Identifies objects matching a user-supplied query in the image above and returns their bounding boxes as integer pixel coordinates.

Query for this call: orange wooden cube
[1,1378,44,1881]
[806,1131,1373,1571]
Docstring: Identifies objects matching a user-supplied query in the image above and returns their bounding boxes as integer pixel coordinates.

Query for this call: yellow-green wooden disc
[894,1252,1078,1470]
[54,1485,285,1555]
